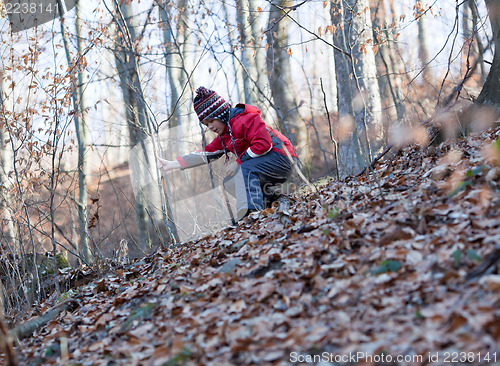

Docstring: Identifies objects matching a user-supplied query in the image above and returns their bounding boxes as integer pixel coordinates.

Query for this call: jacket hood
[235,103,260,115]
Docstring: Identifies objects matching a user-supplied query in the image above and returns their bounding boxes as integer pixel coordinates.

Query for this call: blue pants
[223,151,295,219]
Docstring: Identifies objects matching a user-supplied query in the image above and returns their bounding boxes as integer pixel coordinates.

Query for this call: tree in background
[476,0,500,108]
[463,0,488,83]
[247,0,268,107]
[331,0,383,176]
[0,71,16,250]
[415,0,432,83]
[74,0,91,263]
[370,0,406,125]
[237,0,257,105]
[266,0,308,161]
[159,0,193,155]
[112,0,175,252]
[222,0,246,102]
[57,0,92,264]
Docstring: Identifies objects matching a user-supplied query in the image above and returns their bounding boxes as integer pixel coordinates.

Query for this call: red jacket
[177,104,297,169]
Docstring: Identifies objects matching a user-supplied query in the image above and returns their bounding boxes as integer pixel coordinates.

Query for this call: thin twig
[320,78,339,181]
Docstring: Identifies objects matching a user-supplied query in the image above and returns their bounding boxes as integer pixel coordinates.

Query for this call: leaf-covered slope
[17,126,500,365]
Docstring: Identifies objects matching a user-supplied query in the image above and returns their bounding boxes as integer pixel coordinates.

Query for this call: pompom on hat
[193,86,230,124]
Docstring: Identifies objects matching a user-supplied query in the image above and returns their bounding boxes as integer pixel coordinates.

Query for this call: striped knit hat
[193,87,230,124]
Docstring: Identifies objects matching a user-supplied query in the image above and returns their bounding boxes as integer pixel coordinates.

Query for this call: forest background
[0,0,498,317]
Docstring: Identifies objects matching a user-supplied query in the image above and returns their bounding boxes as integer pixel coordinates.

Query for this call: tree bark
[237,0,256,104]
[55,0,91,265]
[159,0,191,147]
[476,0,500,108]
[462,0,486,82]
[10,298,78,341]
[266,0,308,161]
[371,0,405,123]
[320,3,338,114]
[74,0,92,264]
[0,71,16,250]
[331,0,384,177]
[113,1,177,251]
[222,1,245,102]
[331,0,362,176]
[248,0,268,107]
[416,0,432,82]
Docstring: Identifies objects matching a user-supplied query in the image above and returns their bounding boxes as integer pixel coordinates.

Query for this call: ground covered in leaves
[13,126,500,365]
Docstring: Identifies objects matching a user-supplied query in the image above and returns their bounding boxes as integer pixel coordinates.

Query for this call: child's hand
[158,158,181,171]
[225,161,238,176]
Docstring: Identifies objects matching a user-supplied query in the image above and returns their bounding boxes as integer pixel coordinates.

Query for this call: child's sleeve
[176,138,225,169]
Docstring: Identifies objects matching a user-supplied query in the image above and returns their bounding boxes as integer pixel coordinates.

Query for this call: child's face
[203,118,226,135]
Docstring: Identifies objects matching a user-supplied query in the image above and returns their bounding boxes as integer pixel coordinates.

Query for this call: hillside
[10,125,500,365]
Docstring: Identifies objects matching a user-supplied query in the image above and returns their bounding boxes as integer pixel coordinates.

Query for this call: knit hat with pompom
[193,87,231,124]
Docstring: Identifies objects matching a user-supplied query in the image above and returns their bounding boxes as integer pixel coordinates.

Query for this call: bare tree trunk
[470,0,487,83]
[416,0,432,82]
[115,2,152,251]
[319,3,338,114]
[222,1,245,102]
[331,1,363,176]
[74,0,92,263]
[371,0,405,124]
[0,71,16,250]
[48,0,82,295]
[476,0,500,108]
[159,0,191,148]
[237,0,256,104]
[248,0,268,106]
[97,42,128,166]
[349,0,383,156]
[463,0,487,83]
[113,1,176,251]
[331,0,384,176]
[10,298,78,341]
[266,0,308,161]
[56,0,91,265]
